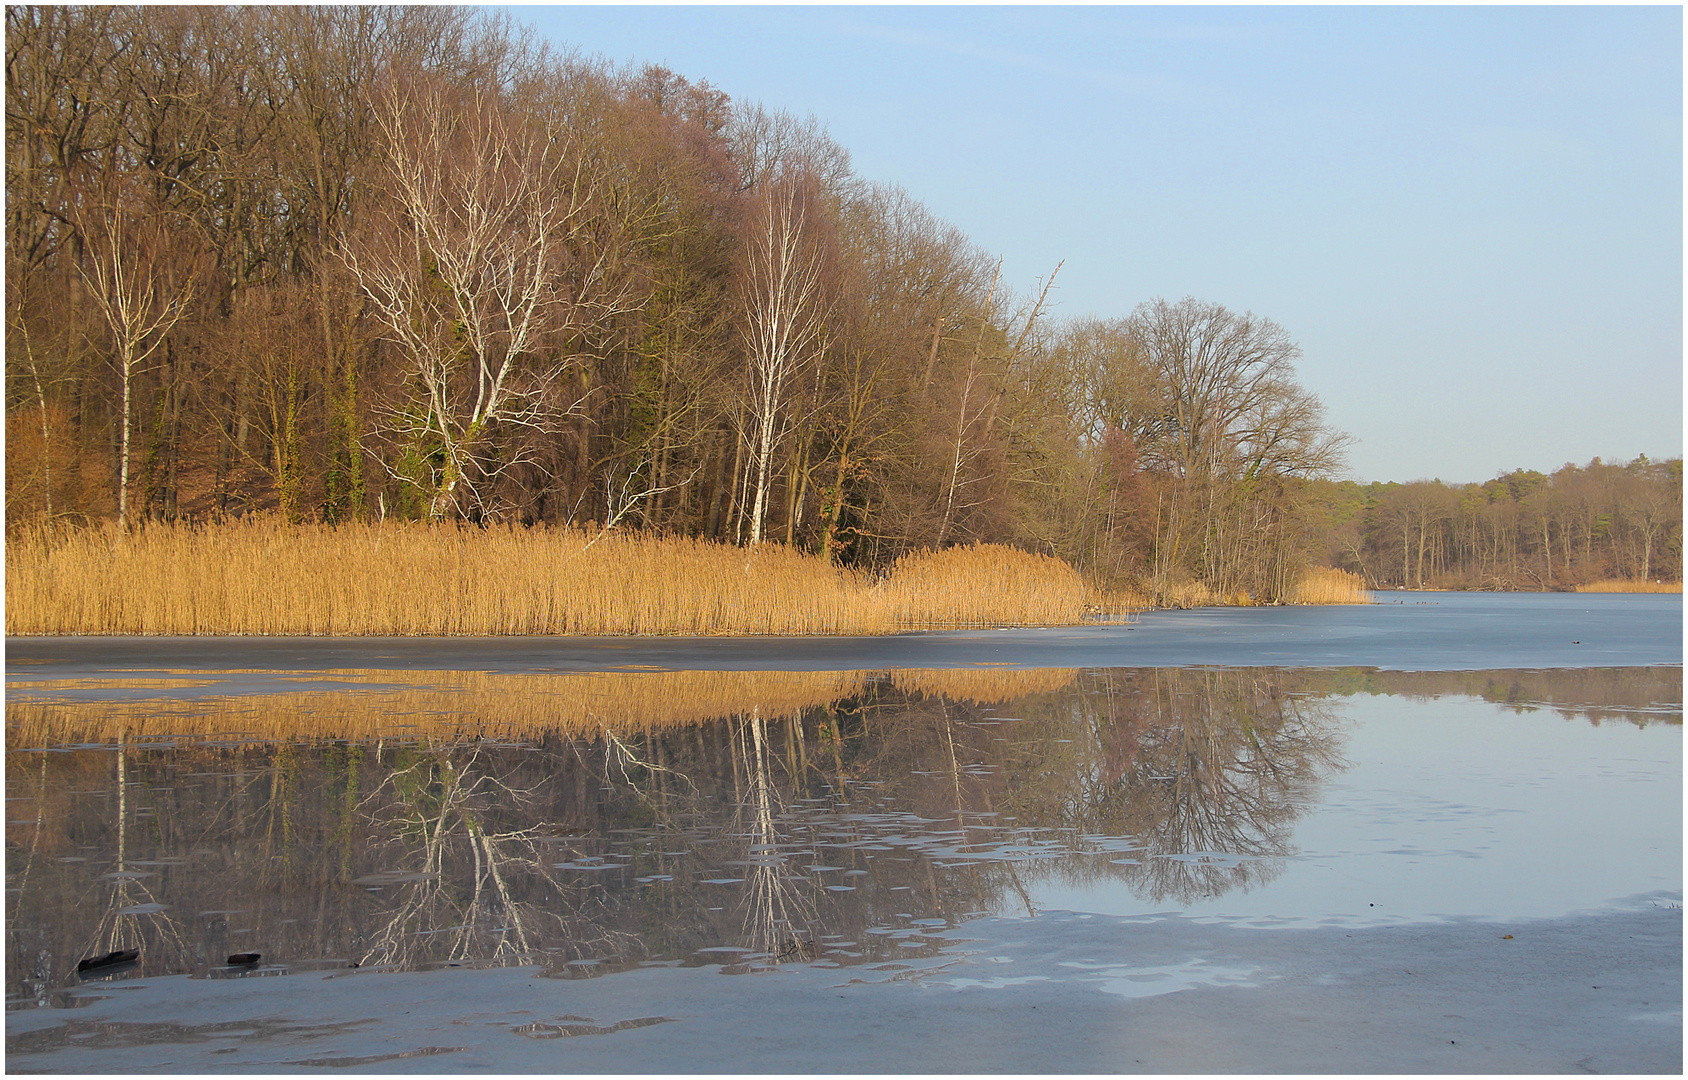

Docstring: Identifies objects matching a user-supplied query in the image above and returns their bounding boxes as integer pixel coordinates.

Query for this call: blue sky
[514,5,1683,484]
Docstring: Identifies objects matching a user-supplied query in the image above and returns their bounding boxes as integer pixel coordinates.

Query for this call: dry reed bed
[1576,579,1683,594]
[6,665,1079,746]
[5,521,1098,636]
[1288,567,1373,605]
[1150,566,1372,608]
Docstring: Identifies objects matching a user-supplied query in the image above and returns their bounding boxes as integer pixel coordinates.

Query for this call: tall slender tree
[737,168,831,545]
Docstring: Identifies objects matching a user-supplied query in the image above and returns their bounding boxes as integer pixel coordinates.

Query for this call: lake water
[5,593,1681,1072]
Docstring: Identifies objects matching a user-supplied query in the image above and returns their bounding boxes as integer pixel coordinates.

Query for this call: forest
[6,6,1679,604]
[1311,458,1681,591]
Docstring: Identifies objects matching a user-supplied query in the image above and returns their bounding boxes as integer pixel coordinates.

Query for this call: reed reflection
[10,665,1672,1003]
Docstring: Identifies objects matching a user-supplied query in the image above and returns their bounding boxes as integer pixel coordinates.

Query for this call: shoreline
[5,588,1677,643]
[8,593,1682,674]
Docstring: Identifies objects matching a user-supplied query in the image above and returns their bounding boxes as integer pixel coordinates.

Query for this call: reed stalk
[1287,566,1373,605]
[5,520,1105,636]
[6,666,1079,745]
[1576,579,1683,594]
[1148,566,1371,609]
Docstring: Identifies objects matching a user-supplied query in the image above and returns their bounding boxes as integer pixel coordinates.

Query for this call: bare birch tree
[73,195,198,527]
[737,170,831,545]
[343,74,629,520]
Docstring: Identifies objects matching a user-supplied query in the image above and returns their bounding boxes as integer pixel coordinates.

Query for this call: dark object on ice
[77,948,140,972]
[227,952,261,965]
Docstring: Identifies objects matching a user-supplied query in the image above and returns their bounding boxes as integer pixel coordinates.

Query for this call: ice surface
[7,904,1679,1073]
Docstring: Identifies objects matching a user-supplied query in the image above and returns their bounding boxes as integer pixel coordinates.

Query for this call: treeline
[1,5,1596,606]
[1310,456,1682,590]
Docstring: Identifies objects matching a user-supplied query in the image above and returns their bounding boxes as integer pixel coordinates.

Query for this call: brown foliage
[7,7,1381,606]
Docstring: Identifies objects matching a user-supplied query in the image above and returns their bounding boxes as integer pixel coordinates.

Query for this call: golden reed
[1149,566,1371,609]
[5,520,1106,636]
[1287,566,1373,605]
[6,666,1080,746]
[1576,579,1683,594]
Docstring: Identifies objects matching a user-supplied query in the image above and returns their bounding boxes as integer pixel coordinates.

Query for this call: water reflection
[1084,671,1344,904]
[354,740,639,973]
[6,665,1678,1007]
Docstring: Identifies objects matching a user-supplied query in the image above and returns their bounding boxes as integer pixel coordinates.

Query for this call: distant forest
[6,7,1680,599]
[1309,458,1680,590]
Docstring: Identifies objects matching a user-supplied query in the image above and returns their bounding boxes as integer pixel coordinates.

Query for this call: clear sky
[513,4,1683,485]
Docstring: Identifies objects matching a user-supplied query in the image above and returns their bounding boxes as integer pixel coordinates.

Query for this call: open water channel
[4,593,1681,1072]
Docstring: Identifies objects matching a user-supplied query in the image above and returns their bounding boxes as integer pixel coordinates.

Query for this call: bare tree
[343,73,623,520]
[1125,297,1346,483]
[7,257,63,525]
[935,262,1062,546]
[737,169,832,545]
[1113,298,1348,598]
[1618,465,1676,582]
[72,193,198,527]
[726,102,853,197]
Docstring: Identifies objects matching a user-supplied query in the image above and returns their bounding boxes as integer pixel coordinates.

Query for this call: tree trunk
[119,352,133,528]
[729,420,749,544]
[819,442,850,563]
[748,397,777,546]
[1416,518,1427,587]
[28,351,52,525]
[784,429,812,546]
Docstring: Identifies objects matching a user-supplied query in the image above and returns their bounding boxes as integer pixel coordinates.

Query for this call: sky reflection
[6,665,1678,1008]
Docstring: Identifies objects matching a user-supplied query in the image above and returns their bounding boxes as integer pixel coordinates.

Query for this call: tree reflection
[3,663,1407,993]
[84,735,190,967]
[351,741,635,970]
[1092,669,1345,903]
[850,667,1347,907]
[735,709,816,965]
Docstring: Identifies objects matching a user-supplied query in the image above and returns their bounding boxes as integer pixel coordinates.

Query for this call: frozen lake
[8,590,1683,675]
[5,594,1681,1072]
